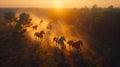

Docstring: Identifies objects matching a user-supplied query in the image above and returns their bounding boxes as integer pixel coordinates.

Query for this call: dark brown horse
[32,25,38,30]
[67,40,83,50]
[34,31,45,39]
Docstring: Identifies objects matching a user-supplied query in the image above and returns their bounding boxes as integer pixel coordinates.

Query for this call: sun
[56,4,62,9]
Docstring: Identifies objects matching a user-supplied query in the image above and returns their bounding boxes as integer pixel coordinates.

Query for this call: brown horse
[53,36,66,49]
[34,31,45,39]
[67,40,83,50]
[32,25,38,30]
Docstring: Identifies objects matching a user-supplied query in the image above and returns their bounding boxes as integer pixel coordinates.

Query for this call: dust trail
[18,12,83,51]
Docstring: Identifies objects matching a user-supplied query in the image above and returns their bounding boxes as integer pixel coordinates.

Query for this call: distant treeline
[0,5,120,67]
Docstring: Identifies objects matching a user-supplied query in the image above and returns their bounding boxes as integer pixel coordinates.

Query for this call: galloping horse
[32,25,38,30]
[67,40,83,51]
[34,31,45,42]
[53,36,66,49]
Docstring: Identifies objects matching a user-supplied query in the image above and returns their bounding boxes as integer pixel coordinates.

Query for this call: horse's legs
[55,42,58,47]
[69,46,72,50]
[61,44,66,50]
[40,39,42,45]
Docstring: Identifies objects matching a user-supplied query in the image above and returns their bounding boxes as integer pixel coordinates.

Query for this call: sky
[0,0,120,8]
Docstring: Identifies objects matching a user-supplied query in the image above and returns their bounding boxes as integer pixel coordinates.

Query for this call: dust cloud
[20,12,82,50]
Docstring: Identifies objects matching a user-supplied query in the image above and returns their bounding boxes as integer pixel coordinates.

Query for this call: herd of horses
[33,20,83,51]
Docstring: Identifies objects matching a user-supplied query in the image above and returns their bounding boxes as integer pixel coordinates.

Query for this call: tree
[4,11,17,31]
[4,11,16,23]
[13,13,32,42]
[18,13,32,25]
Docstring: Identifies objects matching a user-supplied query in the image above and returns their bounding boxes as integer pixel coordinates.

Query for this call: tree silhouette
[4,11,17,31]
[18,13,32,25]
[13,12,32,43]
[4,11,16,23]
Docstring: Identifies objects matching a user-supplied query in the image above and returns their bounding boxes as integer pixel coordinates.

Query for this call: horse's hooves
[61,46,66,50]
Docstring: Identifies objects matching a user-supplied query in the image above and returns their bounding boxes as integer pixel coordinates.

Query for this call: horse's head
[40,31,45,34]
[60,36,66,41]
